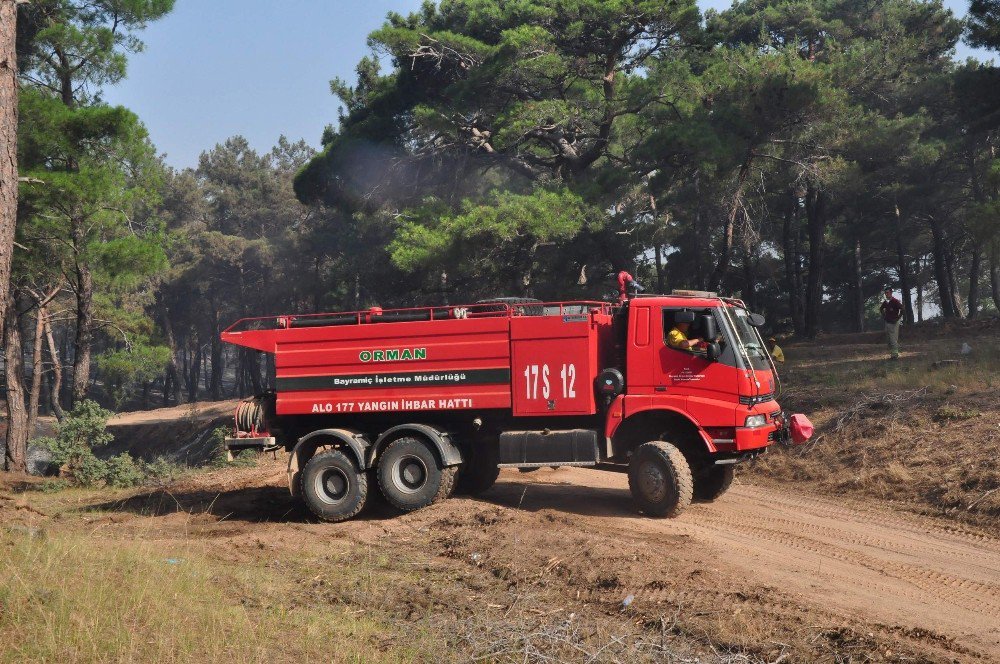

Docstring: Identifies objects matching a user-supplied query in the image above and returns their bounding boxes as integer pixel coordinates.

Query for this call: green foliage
[142,456,187,485]
[38,479,71,493]
[18,0,175,103]
[97,342,172,408]
[391,188,600,296]
[73,452,111,487]
[37,400,114,468]
[34,400,144,488]
[104,453,145,488]
[969,0,1000,51]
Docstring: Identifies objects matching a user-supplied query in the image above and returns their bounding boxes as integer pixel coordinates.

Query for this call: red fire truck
[221,289,810,522]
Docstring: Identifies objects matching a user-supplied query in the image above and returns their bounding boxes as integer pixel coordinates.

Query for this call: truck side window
[662,308,704,352]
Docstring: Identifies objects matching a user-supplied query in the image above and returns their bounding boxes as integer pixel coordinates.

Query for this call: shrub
[143,456,186,484]
[35,400,142,488]
[105,454,145,488]
[37,400,114,468]
[38,479,70,493]
[73,452,109,487]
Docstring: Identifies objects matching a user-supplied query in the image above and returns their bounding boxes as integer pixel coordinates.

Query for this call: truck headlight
[744,414,767,428]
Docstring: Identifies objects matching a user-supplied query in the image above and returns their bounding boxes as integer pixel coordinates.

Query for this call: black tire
[377,436,446,512]
[456,440,500,495]
[628,441,693,518]
[693,465,734,502]
[437,466,458,501]
[300,449,368,522]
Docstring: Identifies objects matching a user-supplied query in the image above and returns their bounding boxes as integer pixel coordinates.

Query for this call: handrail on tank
[221,300,612,334]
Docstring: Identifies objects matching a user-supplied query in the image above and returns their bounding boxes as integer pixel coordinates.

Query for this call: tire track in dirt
[495,468,1000,658]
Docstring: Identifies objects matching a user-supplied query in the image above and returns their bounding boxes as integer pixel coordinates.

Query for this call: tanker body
[221,293,811,522]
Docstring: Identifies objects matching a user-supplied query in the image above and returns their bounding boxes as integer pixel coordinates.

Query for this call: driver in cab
[667,311,706,352]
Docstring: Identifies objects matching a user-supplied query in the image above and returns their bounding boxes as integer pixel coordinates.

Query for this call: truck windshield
[726,308,771,370]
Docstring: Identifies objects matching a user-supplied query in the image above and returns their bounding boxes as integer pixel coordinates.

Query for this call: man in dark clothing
[879,287,903,360]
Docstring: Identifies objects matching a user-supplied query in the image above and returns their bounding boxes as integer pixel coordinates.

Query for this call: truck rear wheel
[377,437,447,511]
[456,442,500,495]
[628,441,693,518]
[301,449,368,522]
[693,465,734,502]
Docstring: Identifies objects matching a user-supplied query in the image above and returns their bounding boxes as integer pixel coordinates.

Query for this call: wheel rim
[314,467,350,504]
[637,460,668,503]
[390,454,429,495]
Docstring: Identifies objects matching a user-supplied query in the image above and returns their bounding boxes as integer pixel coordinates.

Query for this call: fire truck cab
[221,290,808,522]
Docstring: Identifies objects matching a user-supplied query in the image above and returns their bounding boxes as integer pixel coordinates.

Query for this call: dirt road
[484,467,1000,658]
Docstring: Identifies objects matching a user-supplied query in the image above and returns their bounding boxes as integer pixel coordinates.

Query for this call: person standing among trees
[880,287,904,360]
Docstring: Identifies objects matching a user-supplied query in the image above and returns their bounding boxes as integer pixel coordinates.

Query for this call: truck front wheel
[377,437,449,511]
[693,465,734,502]
[628,441,693,518]
[301,449,369,522]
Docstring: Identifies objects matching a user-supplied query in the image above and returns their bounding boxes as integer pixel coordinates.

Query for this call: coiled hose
[235,397,265,435]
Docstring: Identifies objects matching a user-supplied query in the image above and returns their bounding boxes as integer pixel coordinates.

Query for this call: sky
[102,0,993,170]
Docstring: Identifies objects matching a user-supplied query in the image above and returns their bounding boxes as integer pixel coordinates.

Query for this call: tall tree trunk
[27,288,59,433]
[792,212,805,335]
[208,297,223,400]
[186,340,201,403]
[893,205,915,324]
[654,244,664,293]
[990,242,1000,312]
[71,223,94,404]
[741,234,755,311]
[915,256,925,323]
[928,215,957,318]
[27,305,45,435]
[782,195,803,334]
[243,349,263,395]
[4,295,28,472]
[803,186,827,338]
[0,0,17,331]
[709,158,751,292]
[44,312,64,419]
[693,172,706,290]
[967,244,981,319]
[160,305,181,406]
[853,238,865,333]
[944,240,963,317]
[649,193,665,294]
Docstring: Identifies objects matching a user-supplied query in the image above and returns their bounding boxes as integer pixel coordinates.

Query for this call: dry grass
[751,325,1000,529]
[0,529,441,663]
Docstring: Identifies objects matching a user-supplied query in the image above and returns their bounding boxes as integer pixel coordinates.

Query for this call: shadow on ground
[87,484,399,523]
[483,477,636,518]
[85,472,639,524]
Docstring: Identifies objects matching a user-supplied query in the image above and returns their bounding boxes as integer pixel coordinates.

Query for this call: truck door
[657,307,736,406]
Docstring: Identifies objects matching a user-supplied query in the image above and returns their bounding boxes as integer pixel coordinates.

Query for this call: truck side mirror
[749,313,765,327]
[707,342,721,361]
[700,314,717,340]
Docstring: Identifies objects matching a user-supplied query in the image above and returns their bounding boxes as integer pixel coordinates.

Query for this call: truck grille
[739,392,774,405]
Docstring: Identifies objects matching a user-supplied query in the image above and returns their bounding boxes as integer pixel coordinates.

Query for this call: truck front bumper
[734,424,777,451]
